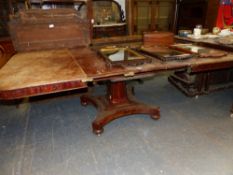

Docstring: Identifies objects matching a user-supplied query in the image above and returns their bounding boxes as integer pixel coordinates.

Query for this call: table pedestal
[81,81,160,135]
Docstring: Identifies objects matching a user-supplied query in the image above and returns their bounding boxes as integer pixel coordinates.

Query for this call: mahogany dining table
[0,44,233,135]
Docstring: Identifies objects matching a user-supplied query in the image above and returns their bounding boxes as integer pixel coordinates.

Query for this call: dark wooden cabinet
[205,0,219,30]
[130,0,174,34]
[176,0,208,31]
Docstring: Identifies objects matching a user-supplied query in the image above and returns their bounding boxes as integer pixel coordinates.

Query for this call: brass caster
[230,113,233,118]
[151,115,160,120]
[93,128,104,136]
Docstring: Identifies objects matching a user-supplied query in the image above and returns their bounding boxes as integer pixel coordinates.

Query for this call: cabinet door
[132,0,174,34]
[133,0,154,34]
[156,1,174,31]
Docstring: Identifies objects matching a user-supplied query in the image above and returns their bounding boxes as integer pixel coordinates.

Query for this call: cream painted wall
[116,0,125,12]
[115,0,125,19]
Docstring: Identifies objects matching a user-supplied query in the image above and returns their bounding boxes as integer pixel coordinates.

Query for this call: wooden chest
[9,8,90,51]
[143,31,174,47]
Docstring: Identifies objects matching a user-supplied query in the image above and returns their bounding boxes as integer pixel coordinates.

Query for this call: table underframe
[81,81,160,135]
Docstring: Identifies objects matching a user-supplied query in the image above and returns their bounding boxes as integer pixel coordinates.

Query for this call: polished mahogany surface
[175,36,233,51]
[0,49,87,99]
[1,45,233,100]
[1,42,233,134]
[137,46,233,72]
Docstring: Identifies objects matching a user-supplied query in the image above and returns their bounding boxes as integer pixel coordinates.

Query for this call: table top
[0,49,87,99]
[1,45,233,100]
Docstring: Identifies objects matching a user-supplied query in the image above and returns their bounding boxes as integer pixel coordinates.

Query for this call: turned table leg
[81,81,160,135]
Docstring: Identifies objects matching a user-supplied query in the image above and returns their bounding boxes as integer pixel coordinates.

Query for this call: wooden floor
[0,75,233,175]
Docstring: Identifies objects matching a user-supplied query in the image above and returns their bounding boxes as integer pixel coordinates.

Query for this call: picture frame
[98,47,152,67]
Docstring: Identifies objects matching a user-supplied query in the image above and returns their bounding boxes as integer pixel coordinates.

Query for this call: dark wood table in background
[169,36,233,97]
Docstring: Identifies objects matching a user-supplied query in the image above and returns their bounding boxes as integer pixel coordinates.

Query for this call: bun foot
[81,81,161,134]
[80,97,88,106]
[150,108,160,120]
[92,123,104,135]
[151,114,160,120]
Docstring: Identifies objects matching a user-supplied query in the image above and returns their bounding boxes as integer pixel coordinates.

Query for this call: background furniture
[0,0,14,37]
[129,0,174,34]
[93,22,126,38]
[91,0,126,38]
[9,8,91,52]
[169,36,233,97]
[176,0,208,32]
[174,0,220,33]
[205,0,219,30]
[0,37,15,68]
[168,68,233,97]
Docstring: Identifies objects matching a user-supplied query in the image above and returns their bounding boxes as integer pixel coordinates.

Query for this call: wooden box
[143,31,174,47]
[9,8,90,51]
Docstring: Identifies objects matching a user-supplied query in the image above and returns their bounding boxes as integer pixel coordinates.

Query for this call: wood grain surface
[0,49,87,99]
[1,45,233,99]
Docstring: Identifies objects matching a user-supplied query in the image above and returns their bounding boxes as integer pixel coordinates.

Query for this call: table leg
[231,105,233,118]
[81,81,160,135]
